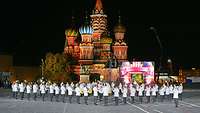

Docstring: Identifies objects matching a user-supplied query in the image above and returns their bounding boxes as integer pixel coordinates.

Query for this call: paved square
[0,89,200,113]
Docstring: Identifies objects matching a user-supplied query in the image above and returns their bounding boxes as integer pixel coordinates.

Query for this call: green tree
[41,52,79,82]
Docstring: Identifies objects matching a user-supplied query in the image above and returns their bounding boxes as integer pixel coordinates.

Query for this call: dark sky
[1,0,200,68]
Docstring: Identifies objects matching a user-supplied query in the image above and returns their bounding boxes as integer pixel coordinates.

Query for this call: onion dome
[100,32,112,43]
[65,28,78,37]
[79,13,93,35]
[113,15,126,33]
[65,15,78,37]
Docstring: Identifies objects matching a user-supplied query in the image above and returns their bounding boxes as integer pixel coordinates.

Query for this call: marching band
[11,80,183,107]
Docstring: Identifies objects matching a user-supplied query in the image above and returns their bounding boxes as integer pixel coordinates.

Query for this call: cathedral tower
[64,16,79,58]
[112,15,128,63]
[79,13,94,64]
[90,0,107,39]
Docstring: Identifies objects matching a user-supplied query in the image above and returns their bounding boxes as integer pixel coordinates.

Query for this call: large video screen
[120,61,155,84]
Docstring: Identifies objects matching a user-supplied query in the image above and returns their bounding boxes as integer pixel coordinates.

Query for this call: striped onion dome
[79,25,93,35]
[79,13,93,35]
[65,28,78,37]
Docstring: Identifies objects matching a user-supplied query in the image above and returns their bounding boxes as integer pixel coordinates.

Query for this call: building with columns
[64,0,128,82]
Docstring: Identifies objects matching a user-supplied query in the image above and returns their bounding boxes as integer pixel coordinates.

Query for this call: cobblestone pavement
[1,89,200,113]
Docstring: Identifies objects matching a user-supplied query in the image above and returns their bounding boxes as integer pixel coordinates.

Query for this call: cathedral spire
[118,11,121,24]
[84,11,89,25]
[71,10,75,27]
[95,0,103,11]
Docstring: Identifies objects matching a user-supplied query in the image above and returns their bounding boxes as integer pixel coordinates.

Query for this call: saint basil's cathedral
[64,0,128,82]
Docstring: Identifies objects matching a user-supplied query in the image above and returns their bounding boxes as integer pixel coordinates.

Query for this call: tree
[41,52,79,82]
[41,52,69,82]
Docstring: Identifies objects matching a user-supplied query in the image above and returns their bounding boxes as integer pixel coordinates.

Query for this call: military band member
[169,83,174,101]
[49,83,54,102]
[130,84,136,104]
[75,84,81,104]
[12,81,18,99]
[67,85,73,103]
[173,84,179,107]
[151,84,157,103]
[19,82,25,100]
[138,83,144,104]
[55,84,60,102]
[93,84,98,105]
[113,85,119,105]
[40,83,46,101]
[178,83,183,101]
[83,85,89,105]
[145,84,151,103]
[61,83,66,103]
[122,85,128,104]
[65,82,69,96]
[33,82,38,101]
[98,82,103,101]
[103,83,109,106]
[165,83,170,101]
[26,82,32,101]
[159,84,165,102]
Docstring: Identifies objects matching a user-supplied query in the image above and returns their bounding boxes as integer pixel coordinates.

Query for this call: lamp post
[150,26,164,73]
[167,58,173,76]
[150,26,164,82]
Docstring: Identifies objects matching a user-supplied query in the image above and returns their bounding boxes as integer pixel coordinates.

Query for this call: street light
[150,26,164,72]
[167,58,173,76]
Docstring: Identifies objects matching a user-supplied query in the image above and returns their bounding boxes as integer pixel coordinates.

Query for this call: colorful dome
[79,25,93,35]
[100,36,112,43]
[65,28,78,37]
[113,24,126,33]
[113,15,126,33]
[79,13,94,35]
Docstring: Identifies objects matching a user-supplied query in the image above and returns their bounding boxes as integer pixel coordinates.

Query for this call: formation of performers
[11,79,183,107]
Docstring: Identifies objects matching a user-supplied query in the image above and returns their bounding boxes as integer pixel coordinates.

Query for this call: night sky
[1,0,200,68]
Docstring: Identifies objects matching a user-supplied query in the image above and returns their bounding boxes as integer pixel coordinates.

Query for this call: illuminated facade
[64,0,128,82]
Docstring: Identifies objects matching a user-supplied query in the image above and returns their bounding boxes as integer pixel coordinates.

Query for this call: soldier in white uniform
[60,83,66,103]
[83,85,89,105]
[26,82,32,101]
[67,85,73,103]
[93,84,98,105]
[119,82,122,96]
[122,85,128,104]
[54,84,60,102]
[113,85,119,105]
[40,82,46,101]
[145,84,151,103]
[130,84,136,104]
[75,83,81,104]
[32,82,38,101]
[159,84,165,102]
[103,83,109,106]
[178,82,183,101]
[19,82,25,100]
[173,83,179,107]
[165,83,170,101]
[49,83,54,102]
[151,84,157,103]
[12,81,18,99]
[98,82,103,101]
[138,83,144,104]
[169,83,174,101]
